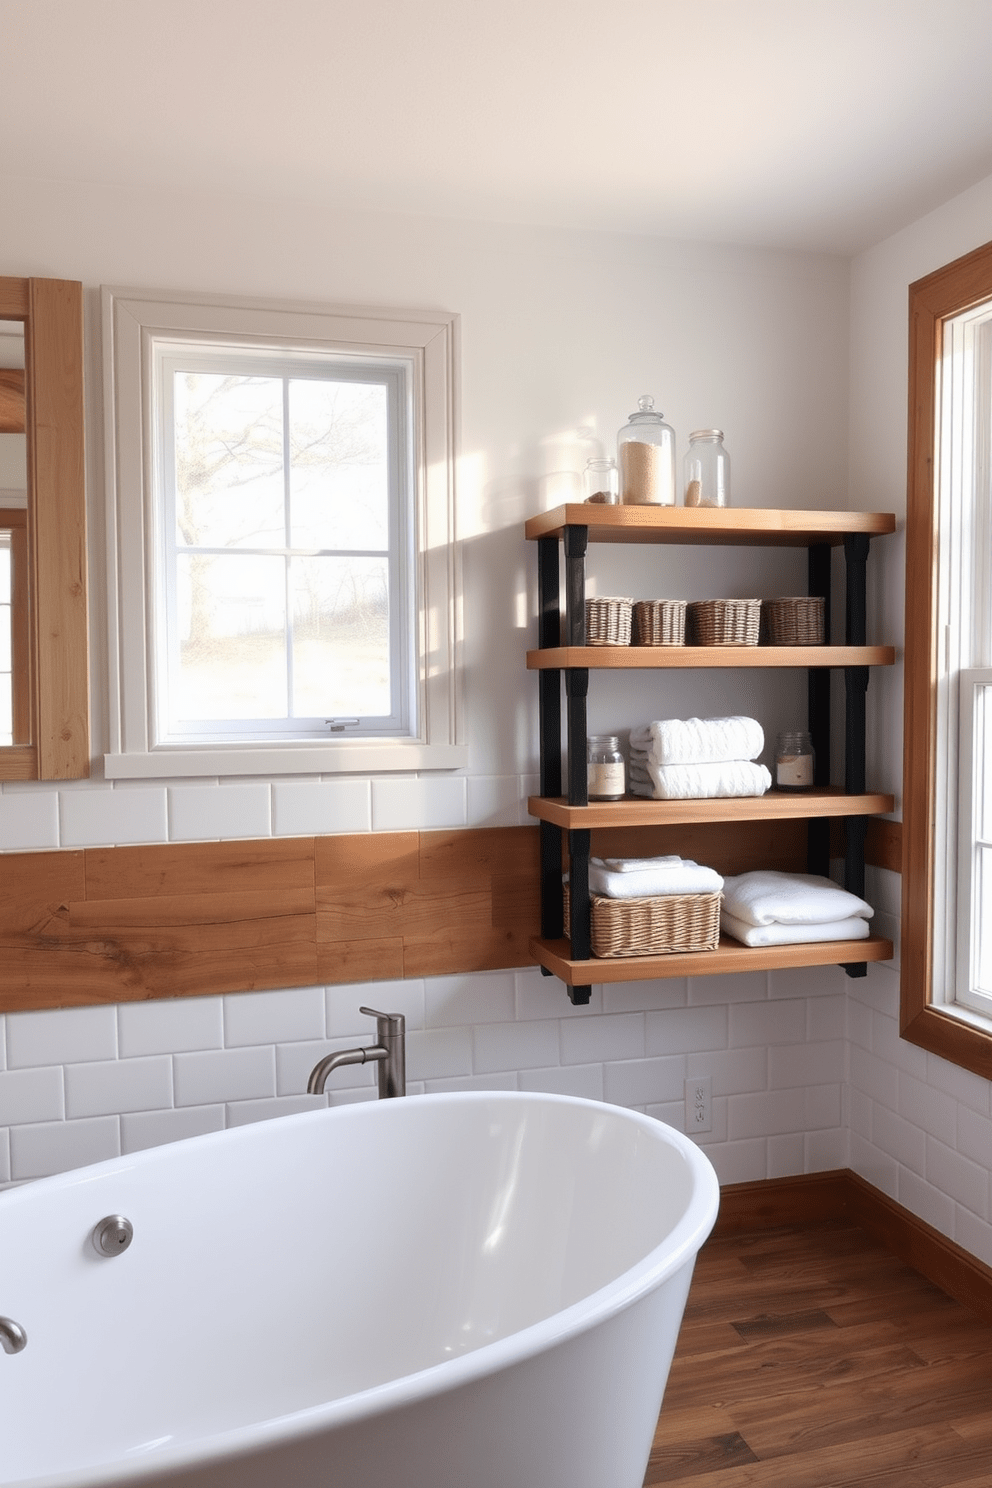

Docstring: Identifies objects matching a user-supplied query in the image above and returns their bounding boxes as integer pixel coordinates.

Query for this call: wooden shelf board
[530,933,895,985]
[528,789,895,829]
[524,505,897,547]
[527,644,895,669]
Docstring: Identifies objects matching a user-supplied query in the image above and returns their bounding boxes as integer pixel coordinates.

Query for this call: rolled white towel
[721,870,873,927]
[590,856,723,899]
[629,717,764,766]
[721,910,871,947]
[644,759,772,799]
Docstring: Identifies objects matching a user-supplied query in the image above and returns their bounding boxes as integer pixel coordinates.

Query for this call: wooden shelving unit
[526,504,896,1002]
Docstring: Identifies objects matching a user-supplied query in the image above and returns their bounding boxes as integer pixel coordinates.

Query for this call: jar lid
[688,429,724,441]
[626,393,666,423]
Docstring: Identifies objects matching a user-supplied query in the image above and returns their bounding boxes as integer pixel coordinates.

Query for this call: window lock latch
[325,718,360,733]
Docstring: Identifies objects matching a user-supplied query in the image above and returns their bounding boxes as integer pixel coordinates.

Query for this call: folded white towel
[721,910,871,947]
[629,717,764,766]
[721,870,873,927]
[590,856,723,899]
[637,759,772,799]
[597,855,682,872]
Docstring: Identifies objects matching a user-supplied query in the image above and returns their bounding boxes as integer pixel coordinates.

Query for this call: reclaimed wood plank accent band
[0,816,901,1012]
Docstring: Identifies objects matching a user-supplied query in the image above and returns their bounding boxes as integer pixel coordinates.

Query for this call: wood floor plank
[648,1220,992,1488]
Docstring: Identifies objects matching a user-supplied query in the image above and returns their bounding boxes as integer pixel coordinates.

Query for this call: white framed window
[932,299,992,1023]
[103,287,464,777]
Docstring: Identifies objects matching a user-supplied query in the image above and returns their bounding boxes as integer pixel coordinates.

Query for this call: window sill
[902,1000,992,1081]
[103,741,469,779]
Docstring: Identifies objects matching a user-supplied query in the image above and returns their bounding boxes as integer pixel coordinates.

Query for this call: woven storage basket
[564,884,722,957]
[762,596,826,646]
[687,598,760,646]
[632,599,687,646]
[585,596,633,646]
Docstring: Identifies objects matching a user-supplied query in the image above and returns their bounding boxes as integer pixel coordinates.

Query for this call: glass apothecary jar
[684,429,730,507]
[588,735,625,800]
[775,731,815,791]
[617,395,676,506]
[583,456,620,504]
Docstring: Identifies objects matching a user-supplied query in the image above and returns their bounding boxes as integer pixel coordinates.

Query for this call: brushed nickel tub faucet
[308,1007,406,1100]
[0,1316,27,1354]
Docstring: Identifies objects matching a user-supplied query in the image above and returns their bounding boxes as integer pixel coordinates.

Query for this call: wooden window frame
[902,238,992,1076]
[0,277,89,780]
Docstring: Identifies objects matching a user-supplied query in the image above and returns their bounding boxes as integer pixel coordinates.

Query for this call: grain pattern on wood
[26,277,89,780]
[525,505,896,546]
[84,838,317,899]
[649,1213,992,1488]
[0,827,541,1010]
[0,367,25,433]
[528,644,895,669]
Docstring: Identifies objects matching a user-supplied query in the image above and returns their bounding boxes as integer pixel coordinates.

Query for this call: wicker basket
[564,884,722,957]
[762,596,826,646]
[687,598,761,646]
[585,596,633,646]
[632,599,687,646]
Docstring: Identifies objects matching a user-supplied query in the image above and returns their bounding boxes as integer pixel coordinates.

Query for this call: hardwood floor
[646,1220,992,1487]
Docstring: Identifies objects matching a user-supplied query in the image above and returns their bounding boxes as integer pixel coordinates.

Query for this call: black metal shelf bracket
[537,535,563,945]
[806,542,832,877]
[842,532,871,979]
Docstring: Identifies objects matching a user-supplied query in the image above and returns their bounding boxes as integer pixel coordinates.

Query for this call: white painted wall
[846,170,992,1265]
[0,167,909,1208]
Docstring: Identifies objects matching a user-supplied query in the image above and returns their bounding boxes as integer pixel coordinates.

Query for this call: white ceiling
[3,0,992,255]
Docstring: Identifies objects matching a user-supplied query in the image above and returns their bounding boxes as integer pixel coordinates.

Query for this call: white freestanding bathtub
[0,1091,718,1488]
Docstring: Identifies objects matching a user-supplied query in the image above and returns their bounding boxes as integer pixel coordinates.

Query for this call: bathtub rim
[0,1090,719,1488]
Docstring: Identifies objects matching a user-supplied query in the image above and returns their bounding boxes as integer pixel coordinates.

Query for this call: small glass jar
[587,734,625,800]
[617,395,676,506]
[583,456,620,504]
[775,730,815,791]
[684,429,731,507]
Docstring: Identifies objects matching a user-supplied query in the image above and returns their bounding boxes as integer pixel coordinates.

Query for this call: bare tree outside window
[169,368,394,727]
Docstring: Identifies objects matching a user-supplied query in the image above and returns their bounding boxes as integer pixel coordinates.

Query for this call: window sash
[152,343,413,745]
[956,670,992,1018]
[932,306,992,1017]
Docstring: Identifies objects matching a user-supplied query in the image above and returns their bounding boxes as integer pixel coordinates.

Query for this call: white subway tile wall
[1,792,992,1282]
[0,964,850,1192]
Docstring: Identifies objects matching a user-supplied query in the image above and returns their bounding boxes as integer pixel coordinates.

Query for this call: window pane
[980,684,992,842]
[290,556,390,717]
[174,373,285,549]
[288,380,389,551]
[977,846,992,996]
[176,553,287,720]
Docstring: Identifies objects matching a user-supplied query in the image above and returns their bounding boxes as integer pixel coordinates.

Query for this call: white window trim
[102,286,464,778]
[932,304,992,1021]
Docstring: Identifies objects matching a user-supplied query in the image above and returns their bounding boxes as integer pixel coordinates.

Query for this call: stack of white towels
[628,717,771,800]
[588,855,724,899]
[720,870,874,946]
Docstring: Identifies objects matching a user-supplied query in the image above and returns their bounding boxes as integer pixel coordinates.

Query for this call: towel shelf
[526,504,897,1003]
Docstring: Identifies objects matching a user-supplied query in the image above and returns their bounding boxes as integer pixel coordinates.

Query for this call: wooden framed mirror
[0,277,88,779]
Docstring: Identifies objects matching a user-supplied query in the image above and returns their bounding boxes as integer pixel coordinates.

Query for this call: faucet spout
[0,1317,27,1355]
[307,1007,406,1099]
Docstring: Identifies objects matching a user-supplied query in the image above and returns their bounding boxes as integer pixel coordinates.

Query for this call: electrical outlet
[685,1075,712,1135]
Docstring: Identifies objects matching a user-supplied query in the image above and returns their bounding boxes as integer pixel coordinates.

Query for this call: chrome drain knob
[92,1215,134,1257]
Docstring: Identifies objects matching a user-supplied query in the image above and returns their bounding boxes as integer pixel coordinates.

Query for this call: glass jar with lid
[587,735,625,800]
[617,395,676,506]
[583,456,620,504]
[775,731,815,791]
[684,429,731,507]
